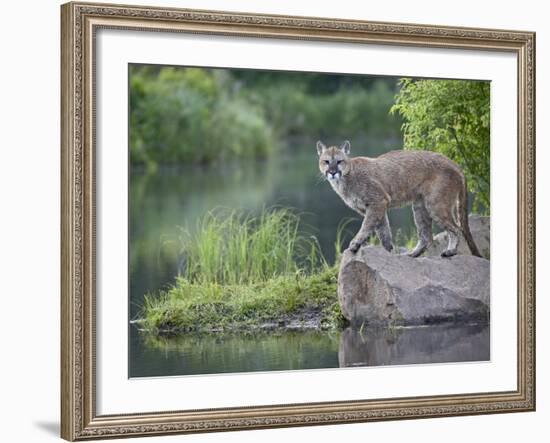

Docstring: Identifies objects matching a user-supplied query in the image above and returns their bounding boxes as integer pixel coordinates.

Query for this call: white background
[96,29,517,414]
[0,0,546,442]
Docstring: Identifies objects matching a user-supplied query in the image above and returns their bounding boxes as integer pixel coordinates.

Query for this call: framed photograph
[61,1,535,440]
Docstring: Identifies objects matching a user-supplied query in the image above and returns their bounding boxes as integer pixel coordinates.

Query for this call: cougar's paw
[407,248,423,258]
[441,249,457,258]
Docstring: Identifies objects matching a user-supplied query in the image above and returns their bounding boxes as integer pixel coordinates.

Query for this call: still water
[129,139,488,378]
[130,323,489,377]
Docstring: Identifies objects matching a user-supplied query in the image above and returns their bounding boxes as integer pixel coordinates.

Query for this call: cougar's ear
[341,140,351,155]
[316,140,327,156]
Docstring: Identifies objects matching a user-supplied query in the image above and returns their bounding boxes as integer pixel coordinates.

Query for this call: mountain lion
[317,140,482,258]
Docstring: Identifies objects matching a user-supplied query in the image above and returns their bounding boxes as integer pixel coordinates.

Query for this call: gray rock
[337,246,490,327]
[425,215,490,259]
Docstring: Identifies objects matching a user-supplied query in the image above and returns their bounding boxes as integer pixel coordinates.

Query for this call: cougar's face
[317,141,351,182]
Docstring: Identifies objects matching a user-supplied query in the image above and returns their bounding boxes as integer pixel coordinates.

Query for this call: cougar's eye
[324,160,330,165]
[337,160,342,165]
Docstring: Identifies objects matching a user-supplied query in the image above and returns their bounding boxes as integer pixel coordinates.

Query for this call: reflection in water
[130,327,340,377]
[130,323,489,377]
[129,138,488,378]
[338,324,490,367]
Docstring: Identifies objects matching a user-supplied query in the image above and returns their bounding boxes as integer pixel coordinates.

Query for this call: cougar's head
[316,140,351,182]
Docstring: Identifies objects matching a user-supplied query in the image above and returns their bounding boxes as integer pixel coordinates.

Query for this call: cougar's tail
[459,176,482,257]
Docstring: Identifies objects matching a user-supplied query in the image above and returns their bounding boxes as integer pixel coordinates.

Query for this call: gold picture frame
[61,1,536,440]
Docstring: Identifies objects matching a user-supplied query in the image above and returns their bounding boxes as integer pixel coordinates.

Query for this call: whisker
[315,173,326,185]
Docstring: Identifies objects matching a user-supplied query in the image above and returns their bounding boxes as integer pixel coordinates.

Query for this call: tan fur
[316,140,482,258]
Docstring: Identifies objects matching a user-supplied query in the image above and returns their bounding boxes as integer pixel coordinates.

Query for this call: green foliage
[245,79,400,140]
[130,66,274,169]
[390,78,490,212]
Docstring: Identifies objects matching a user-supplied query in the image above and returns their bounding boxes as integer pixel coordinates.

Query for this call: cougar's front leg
[349,204,387,253]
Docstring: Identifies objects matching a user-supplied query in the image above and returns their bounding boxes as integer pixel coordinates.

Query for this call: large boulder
[425,215,490,259]
[337,246,490,327]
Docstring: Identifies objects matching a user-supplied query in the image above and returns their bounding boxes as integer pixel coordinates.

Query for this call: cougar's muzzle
[326,163,342,180]
[327,169,341,180]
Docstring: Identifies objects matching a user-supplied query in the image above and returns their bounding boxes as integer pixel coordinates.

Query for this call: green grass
[364,226,417,251]
[179,208,327,285]
[140,266,343,333]
[140,208,345,334]
[394,228,418,250]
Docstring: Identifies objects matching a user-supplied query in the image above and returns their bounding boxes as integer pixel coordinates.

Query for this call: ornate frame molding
[61,2,535,440]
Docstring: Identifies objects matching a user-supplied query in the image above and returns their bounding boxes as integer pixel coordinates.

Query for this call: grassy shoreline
[138,265,344,334]
[138,208,347,335]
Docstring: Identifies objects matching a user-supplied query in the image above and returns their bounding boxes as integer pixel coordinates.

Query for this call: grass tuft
[178,208,325,285]
[141,208,345,333]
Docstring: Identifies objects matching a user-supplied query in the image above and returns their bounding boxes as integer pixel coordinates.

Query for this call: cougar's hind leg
[375,212,394,253]
[423,177,463,258]
[428,204,461,257]
[408,199,433,257]
[439,220,460,257]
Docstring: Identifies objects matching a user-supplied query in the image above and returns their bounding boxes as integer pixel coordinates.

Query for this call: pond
[129,138,488,378]
[129,323,489,377]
